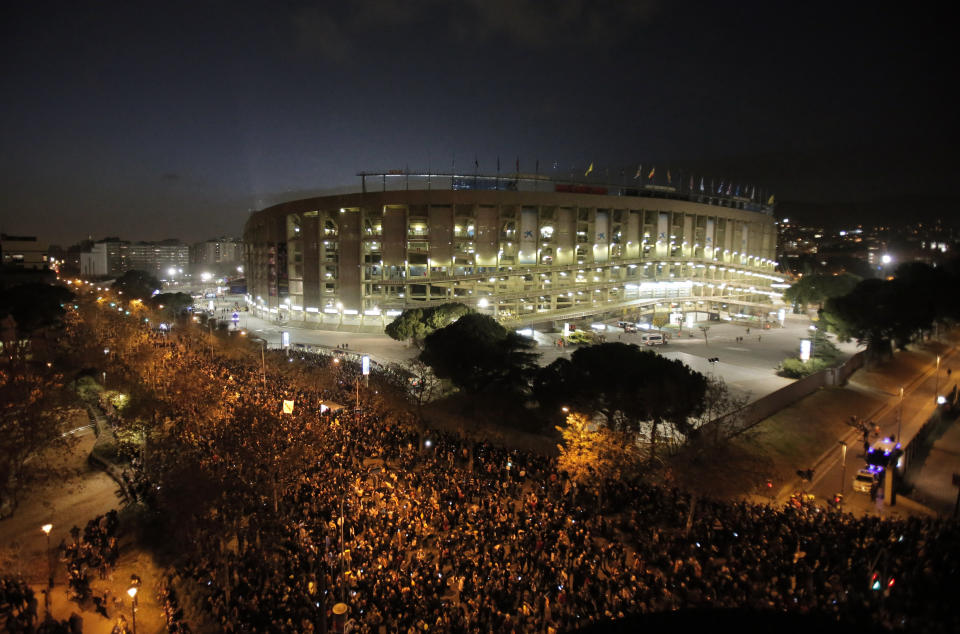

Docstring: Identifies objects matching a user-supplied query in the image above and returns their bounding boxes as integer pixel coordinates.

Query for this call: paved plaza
[210,294,857,402]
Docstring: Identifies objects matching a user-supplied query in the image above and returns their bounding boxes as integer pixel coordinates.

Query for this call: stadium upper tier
[243,171,784,331]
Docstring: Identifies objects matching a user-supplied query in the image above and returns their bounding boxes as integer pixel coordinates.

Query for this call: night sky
[1,1,954,245]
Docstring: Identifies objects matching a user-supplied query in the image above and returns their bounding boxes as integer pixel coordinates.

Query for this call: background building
[244,172,783,330]
[78,238,189,280]
[80,238,126,277]
[1,234,48,269]
[190,237,243,276]
[125,239,189,280]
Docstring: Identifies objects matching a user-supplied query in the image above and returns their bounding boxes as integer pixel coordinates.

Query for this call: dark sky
[1,1,955,245]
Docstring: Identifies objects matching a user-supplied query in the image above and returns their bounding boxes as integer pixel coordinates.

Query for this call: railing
[356,170,775,214]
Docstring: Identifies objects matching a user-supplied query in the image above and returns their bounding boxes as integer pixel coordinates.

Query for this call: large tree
[112,270,161,300]
[0,283,74,339]
[148,292,194,318]
[419,313,538,395]
[821,278,899,361]
[534,342,708,462]
[384,302,471,344]
[784,272,860,313]
[0,362,75,515]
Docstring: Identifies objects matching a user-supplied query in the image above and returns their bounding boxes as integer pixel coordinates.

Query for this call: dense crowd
[0,575,83,633]
[61,512,120,606]
[92,318,960,632]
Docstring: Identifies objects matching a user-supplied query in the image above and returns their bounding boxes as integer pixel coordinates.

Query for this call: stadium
[242,171,785,331]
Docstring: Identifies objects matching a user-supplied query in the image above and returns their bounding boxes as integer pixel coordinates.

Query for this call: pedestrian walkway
[757,334,959,518]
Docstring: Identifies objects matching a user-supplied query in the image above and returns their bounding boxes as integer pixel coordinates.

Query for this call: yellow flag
[767,194,775,205]
[584,162,594,176]
[648,166,655,179]
[282,399,295,414]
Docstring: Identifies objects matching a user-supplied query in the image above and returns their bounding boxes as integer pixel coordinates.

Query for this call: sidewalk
[753,334,958,518]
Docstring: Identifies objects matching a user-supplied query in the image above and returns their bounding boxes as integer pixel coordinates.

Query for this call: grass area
[751,386,884,487]
[747,333,959,500]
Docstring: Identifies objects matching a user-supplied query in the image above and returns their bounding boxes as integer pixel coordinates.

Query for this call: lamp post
[41,523,53,587]
[897,387,904,442]
[839,441,847,507]
[127,586,138,634]
[935,355,941,403]
[260,339,267,389]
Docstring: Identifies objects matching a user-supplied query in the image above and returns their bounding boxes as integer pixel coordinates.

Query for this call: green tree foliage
[784,272,860,312]
[384,302,470,343]
[820,262,960,362]
[0,283,74,338]
[821,278,900,361]
[534,342,708,461]
[112,270,161,300]
[419,313,538,394]
[776,357,829,378]
[148,292,194,317]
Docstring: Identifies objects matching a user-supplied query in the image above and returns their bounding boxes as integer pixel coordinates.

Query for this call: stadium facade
[242,172,785,330]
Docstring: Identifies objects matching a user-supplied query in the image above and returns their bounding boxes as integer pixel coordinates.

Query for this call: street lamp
[897,387,904,442]
[260,339,267,389]
[839,442,847,506]
[935,355,941,402]
[127,586,139,634]
[41,523,53,587]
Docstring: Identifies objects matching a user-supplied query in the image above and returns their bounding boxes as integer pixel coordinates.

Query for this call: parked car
[852,467,880,494]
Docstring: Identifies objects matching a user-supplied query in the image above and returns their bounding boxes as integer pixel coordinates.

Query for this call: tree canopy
[112,270,161,300]
[148,292,194,317]
[0,282,74,338]
[784,272,860,312]
[534,342,708,461]
[820,261,960,362]
[419,312,538,394]
[384,302,471,342]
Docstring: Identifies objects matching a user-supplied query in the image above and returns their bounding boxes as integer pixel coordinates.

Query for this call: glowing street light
[935,355,941,403]
[127,586,139,634]
[41,523,53,588]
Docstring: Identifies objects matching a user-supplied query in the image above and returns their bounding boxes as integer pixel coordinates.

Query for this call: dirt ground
[0,411,166,633]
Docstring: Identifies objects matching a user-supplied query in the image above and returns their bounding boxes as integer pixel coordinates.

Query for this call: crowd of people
[0,575,84,633]
[61,512,120,606]
[78,311,960,633]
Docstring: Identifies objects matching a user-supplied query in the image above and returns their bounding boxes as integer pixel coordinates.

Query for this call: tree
[385,302,470,344]
[0,283,74,341]
[820,265,956,363]
[0,362,76,515]
[821,278,900,363]
[419,313,538,395]
[662,378,774,514]
[555,412,643,488]
[534,343,708,462]
[785,273,860,313]
[149,292,194,318]
[381,358,443,421]
[699,325,710,345]
[112,270,161,300]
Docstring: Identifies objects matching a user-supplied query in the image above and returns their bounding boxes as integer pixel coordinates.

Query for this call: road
[803,349,956,516]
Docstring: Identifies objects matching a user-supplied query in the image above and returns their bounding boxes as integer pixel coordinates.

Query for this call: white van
[640,332,665,346]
